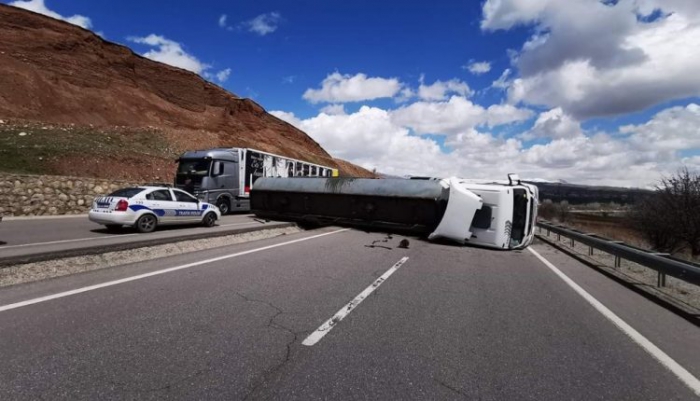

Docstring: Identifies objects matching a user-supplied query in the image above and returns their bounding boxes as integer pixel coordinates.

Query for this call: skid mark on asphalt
[364,234,394,250]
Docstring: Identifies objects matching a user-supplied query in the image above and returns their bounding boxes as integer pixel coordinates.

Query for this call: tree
[630,196,686,254]
[631,168,700,256]
[558,200,570,222]
[537,199,570,223]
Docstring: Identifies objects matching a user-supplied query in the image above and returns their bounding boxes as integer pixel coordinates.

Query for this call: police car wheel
[135,214,157,233]
[202,212,217,227]
[216,198,230,215]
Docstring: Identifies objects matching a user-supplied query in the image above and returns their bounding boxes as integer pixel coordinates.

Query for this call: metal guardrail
[0,222,295,267]
[536,221,700,287]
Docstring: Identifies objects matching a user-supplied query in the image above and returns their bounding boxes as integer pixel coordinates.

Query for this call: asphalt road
[0,213,263,246]
[0,214,288,262]
[0,228,698,400]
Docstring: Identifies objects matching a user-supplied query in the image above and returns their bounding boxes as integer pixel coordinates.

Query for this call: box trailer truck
[250,174,538,249]
[174,148,338,214]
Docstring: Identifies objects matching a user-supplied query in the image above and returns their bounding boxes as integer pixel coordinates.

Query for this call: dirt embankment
[0,4,374,179]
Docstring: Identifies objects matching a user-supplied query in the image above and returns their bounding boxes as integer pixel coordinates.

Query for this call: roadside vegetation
[0,120,179,180]
[630,168,700,258]
[538,168,700,263]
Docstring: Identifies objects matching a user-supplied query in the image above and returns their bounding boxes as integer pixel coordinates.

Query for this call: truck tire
[216,198,230,215]
[135,214,157,233]
[202,212,217,227]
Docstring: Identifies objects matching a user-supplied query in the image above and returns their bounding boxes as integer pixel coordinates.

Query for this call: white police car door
[145,189,179,223]
[171,189,202,222]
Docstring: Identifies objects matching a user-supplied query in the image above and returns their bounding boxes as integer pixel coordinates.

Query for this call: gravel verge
[0,226,301,287]
[536,229,700,314]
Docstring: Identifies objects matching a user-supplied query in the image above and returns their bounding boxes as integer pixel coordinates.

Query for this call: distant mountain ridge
[524,180,653,204]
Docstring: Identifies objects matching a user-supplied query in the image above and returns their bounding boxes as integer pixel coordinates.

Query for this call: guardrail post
[536,221,700,288]
[657,272,666,287]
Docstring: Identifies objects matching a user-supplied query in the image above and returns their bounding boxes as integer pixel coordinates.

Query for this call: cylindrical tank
[250,177,450,234]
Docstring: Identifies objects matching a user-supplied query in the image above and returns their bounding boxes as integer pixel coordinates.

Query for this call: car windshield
[107,187,146,198]
[177,159,211,176]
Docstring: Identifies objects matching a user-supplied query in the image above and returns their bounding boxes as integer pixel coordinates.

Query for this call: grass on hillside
[0,123,175,175]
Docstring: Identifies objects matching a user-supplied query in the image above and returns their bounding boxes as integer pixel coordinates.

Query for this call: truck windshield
[177,159,211,176]
[510,188,528,246]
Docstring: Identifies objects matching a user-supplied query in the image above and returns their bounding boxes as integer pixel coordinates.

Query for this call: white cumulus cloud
[391,96,533,135]
[465,61,492,75]
[244,12,281,36]
[218,14,234,31]
[491,68,512,89]
[272,107,449,176]
[303,72,404,104]
[215,68,232,83]
[520,108,583,140]
[621,103,700,151]
[482,0,700,119]
[320,104,346,115]
[417,78,472,101]
[9,0,92,29]
[273,101,700,187]
[128,34,210,74]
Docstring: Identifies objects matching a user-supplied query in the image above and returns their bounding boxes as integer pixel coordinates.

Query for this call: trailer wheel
[216,198,230,215]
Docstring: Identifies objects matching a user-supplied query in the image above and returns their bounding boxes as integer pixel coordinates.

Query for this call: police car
[88,186,221,233]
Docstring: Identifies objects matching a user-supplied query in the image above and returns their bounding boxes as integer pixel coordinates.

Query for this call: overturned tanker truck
[250,174,539,250]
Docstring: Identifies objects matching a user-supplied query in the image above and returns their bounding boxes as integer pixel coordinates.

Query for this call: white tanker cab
[250,174,538,250]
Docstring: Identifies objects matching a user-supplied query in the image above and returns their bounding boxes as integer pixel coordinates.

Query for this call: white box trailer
[250,174,538,249]
[175,148,338,214]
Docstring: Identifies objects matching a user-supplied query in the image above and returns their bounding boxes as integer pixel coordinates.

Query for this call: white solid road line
[302,256,410,346]
[528,247,700,397]
[0,228,349,313]
[0,222,260,250]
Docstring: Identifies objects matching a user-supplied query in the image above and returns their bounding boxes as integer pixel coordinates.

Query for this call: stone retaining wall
[0,174,139,216]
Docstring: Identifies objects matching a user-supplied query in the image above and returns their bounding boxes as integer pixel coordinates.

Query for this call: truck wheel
[135,214,157,233]
[202,212,217,227]
[216,198,230,215]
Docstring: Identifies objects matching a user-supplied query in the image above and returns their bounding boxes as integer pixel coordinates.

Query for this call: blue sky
[53,0,518,113]
[6,0,700,187]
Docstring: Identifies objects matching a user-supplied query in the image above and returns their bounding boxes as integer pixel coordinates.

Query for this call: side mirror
[507,173,521,186]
